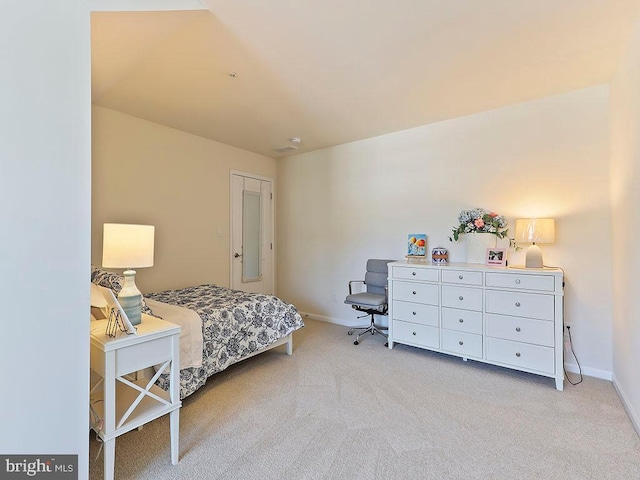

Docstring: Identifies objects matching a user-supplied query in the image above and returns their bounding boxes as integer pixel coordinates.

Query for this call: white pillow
[90,282,107,308]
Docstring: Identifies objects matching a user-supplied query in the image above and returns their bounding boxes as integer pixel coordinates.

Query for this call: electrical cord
[563,325,583,385]
[540,265,582,385]
[89,399,105,463]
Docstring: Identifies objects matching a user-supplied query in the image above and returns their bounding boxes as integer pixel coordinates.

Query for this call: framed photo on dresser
[407,233,427,257]
[486,247,507,266]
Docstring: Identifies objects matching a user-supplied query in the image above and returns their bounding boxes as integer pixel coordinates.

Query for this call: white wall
[0,1,90,477]
[610,16,640,432]
[91,106,276,293]
[278,86,613,378]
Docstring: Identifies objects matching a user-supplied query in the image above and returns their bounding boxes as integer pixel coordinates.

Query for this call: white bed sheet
[145,298,203,370]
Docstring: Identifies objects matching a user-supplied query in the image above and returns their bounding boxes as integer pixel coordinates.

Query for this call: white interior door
[231,173,273,294]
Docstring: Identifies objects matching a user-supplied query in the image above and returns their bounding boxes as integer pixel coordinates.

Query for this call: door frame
[229,170,275,293]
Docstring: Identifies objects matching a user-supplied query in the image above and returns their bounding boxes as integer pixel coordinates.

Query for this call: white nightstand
[90,314,181,480]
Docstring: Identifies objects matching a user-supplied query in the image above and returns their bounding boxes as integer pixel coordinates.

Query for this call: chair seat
[345,292,386,309]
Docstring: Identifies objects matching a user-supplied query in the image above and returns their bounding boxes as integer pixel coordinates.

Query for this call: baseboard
[563,362,612,381]
[612,374,640,438]
[298,311,391,328]
[298,311,350,326]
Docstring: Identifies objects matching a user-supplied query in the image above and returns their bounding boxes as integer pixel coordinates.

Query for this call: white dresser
[388,261,565,390]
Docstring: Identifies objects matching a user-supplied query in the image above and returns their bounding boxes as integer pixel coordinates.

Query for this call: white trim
[229,170,276,294]
[88,0,207,11]
[298,311,383,328]
[299,311,344,325]
[613,374,640,438]
[230,170,275,184]
[563,362,612,381]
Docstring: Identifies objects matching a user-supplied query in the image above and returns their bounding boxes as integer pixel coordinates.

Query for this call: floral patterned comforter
[146,284,304,399]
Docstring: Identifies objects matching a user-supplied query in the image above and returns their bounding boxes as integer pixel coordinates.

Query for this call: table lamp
[515,218,555,268]
[102,223,155,325]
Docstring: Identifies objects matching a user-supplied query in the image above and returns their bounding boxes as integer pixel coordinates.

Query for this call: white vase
[466,233,496,264]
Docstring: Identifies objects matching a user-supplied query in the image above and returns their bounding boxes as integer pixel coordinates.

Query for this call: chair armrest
[348,280,365,295]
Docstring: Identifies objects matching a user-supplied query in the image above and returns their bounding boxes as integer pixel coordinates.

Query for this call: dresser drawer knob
[515,279,521,284]
[515,302,521,307]
[412,331,417,336]
[458,275,463,280]
[412,291,417,295]
[515,352,521,358]
[459,341,464,345]
[412,311,417,316]
[459,296,464,301]
[458,318,464,323]
[412,272,416,276]
[515,327,521,332]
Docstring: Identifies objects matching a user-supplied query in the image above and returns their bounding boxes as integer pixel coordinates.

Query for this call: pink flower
[474,218,485,228]
[489,212,498,217]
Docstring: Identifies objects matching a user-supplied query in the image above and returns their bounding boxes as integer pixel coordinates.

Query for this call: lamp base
[118,270,143,326]
[525,244,544,268]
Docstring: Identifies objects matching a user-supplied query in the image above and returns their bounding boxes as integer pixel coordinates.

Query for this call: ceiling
[91,0,640,158]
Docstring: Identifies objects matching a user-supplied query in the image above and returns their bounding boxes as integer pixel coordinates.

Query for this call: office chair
[345,259,395,345]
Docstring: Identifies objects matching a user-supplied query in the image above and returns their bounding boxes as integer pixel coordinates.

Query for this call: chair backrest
[364,259,394,295]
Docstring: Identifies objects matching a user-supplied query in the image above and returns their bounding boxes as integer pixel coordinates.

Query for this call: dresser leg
[555,377,564,391]
[170,409,180,465]
[104,439,115,480]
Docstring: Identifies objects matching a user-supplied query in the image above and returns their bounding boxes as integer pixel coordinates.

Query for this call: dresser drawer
[485,272,556,292]
[393,266,439,282]
[392,321,440,349]
[486,337,554,374]
[441,330,482,358]
[485,290,554,321]
[441,269,483,286]
[441,285,483,311]
[392,301,439,327]
[393,281,439,305]
[441,307,483,335]
[486,314,554,347]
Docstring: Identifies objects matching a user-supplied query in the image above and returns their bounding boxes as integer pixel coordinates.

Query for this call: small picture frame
[96,285,137,336]
[407,234,427,257]
[486,247,507,266]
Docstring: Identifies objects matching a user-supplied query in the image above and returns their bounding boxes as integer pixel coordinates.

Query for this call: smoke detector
[273,137,302,154]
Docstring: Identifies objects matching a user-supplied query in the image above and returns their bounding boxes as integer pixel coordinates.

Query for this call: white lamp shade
[102,223,155,269]
[515,218,555,244]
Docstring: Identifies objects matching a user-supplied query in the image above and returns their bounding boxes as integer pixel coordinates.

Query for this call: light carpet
[89,319,640,479]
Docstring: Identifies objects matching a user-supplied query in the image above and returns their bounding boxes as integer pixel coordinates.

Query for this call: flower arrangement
[449,208,517,248]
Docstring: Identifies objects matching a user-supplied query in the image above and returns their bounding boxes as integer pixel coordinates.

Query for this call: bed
[91,268,305,400]
[145,284,304,399]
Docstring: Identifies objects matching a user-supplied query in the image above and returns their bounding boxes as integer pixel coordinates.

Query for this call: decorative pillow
[90,266,159,318]
[91,266,123,293]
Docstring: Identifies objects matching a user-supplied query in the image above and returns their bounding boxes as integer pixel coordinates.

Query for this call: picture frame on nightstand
[486,247,507,266]
[96,284,138,336]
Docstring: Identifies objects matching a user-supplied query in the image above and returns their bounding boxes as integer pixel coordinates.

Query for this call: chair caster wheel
[347,331,353,335]
[384,342,388,347]
[354,340,359,345]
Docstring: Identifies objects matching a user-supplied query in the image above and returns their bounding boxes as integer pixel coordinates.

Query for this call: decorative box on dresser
[387,260,565,390]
